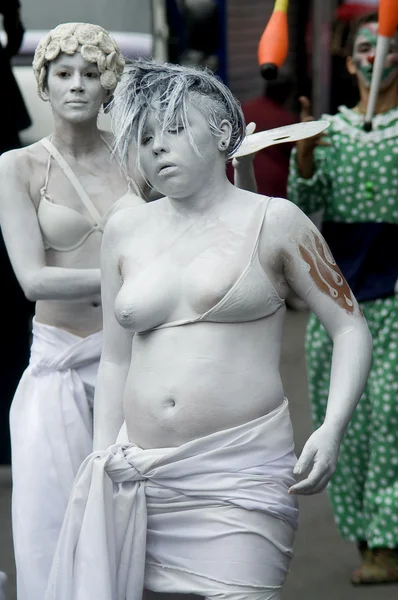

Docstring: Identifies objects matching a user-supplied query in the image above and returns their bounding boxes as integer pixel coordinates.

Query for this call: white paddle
[232,119,330,158]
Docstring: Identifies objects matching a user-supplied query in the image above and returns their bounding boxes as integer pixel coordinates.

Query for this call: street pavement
[0,308,396,599]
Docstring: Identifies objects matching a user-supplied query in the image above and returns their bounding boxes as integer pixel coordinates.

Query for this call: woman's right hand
[289,424,340,495]
[296,96,329,179]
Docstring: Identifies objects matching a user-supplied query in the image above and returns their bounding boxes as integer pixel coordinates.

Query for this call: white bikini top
[38,137,142,252]
[114,197,285,334]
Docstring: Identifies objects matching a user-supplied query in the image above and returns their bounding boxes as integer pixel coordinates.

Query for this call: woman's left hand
[289,424,341,495]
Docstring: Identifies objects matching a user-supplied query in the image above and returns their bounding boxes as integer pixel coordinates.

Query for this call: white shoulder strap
[40,138,102,224]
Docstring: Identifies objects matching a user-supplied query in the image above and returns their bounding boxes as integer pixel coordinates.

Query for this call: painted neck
[356,78,398,116]
[167,162,233,220]
[51,114,105,158]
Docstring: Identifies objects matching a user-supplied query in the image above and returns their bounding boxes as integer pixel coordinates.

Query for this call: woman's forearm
[93,359,129,451]
[25,267,101,301]
[323,321,373,437]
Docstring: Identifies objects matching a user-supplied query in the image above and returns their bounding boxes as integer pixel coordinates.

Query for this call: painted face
[46,52,108,122]
[138,102,222,199]
[353,22,398,89]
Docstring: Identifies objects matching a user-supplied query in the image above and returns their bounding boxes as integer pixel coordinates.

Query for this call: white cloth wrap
[10,319,102,600]
[46,399,298,600]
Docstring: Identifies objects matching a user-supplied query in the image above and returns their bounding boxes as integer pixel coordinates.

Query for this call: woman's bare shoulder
[263,196,322,259]
[0,139,49,180]
[257,195,312,255]
[233,189,301,221]
[264,196,307,228]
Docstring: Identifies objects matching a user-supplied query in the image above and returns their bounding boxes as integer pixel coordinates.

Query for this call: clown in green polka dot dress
[288,12,398,585]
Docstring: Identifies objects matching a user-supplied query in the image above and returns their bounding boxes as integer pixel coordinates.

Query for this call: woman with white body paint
[45,61,373,600]
[0,23,148,600]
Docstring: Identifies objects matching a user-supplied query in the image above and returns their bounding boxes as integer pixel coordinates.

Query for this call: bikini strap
[100,133,113,154]
[39,138,102,224]
[42,151,52,193]
[100,133,144,199]
[249,197,272,262]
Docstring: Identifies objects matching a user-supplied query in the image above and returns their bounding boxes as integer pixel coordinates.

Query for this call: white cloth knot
[104,445,145,484]
[29,360,70,376]
[29,325,102,377]
[29,352,98,376]
[46,401,298,600]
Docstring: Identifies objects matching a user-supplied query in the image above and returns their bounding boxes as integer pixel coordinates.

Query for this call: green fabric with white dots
[288,105,398,223]
[307,300,398,548]
[288,106,398,548]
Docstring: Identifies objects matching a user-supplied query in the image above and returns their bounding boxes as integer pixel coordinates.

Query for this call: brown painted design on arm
[298,230,354,314]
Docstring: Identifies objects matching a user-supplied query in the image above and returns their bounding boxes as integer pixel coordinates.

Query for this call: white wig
[33,23,125,100]
[111,59,246,168]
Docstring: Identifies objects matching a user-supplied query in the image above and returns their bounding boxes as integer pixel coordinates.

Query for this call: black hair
[346,12,378,56]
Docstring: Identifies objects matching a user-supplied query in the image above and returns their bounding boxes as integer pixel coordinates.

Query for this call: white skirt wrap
[46,399,298,600]
[10,319,102,600]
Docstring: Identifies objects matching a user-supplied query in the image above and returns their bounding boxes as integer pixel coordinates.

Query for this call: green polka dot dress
[288,106,398,549]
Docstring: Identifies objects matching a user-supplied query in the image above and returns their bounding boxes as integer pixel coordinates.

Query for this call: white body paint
[0,52,145,335]
[82,99,373,599]
[0,46,145,600]
[96,103,373,494]
[35,61,371,597]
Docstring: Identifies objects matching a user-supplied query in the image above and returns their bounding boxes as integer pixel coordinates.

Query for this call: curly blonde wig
[33,23,125,100]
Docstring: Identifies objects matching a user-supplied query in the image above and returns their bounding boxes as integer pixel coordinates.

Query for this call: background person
[0,23,146,600]
[288,11,398,584]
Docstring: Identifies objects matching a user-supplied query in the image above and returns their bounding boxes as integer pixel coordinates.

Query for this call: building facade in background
[20,0,151,34]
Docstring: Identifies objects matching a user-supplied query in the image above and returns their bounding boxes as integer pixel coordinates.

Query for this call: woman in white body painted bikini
[0,23,147,600]
[46,61,373,600]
